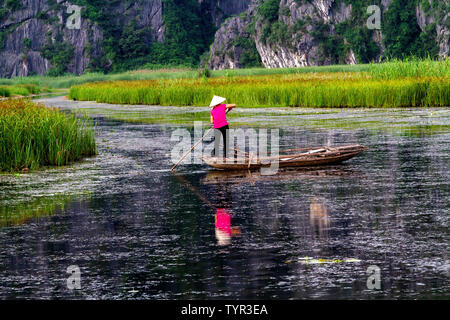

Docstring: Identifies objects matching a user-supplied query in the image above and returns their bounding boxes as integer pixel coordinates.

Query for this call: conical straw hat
[209,95,226,108]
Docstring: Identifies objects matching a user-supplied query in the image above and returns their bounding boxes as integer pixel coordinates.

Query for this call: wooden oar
[171,108,232,172]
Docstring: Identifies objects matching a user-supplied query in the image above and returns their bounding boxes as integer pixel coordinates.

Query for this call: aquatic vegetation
[0,63,370,89]
[0,86,10,97]
[3,58,447,93]
[56,97,449,134]
[0,99,97,172]
[69,71,449,108]
[68,60,449,108]
[0,194,73,227]
[285,257,362,264]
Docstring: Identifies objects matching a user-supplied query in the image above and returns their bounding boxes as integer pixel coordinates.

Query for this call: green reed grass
[0,86,11,97]
[1,64,371,89]
[69,70,449,108]
[369,58,450,79]
[0,84,46,97]
[3,59,446,90]
[0,99,97,172]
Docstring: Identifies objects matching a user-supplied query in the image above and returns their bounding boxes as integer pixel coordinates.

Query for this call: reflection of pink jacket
[215,208,232,236]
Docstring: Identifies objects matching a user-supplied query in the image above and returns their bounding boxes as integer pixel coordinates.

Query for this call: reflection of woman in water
[214,184,240,246]
[215,208,232,246]
[309,197,330,239]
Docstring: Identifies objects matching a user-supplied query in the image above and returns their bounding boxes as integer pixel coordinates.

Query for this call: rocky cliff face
[208,0,449,70]
[254,0,355,68]
[416,0,450,60]
[208,6,257,70]
[0,0,250,78]
[0,0,164,77]
[208,0,368,69]
[200,0,253,27]
[1,0,448,77]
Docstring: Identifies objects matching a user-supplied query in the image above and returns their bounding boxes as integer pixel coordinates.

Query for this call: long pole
[172,173,216,209]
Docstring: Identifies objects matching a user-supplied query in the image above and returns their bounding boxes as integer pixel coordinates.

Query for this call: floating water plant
[0,194,73,227]
[285,257,362,264]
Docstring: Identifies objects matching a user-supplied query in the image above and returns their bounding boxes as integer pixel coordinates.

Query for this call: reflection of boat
[202,165,362,185]
[201,145,368,170]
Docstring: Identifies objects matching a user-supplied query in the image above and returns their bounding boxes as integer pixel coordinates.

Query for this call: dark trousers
[214,125,229,158]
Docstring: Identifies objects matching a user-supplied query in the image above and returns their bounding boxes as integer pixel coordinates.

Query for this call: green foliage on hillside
[0,9,7,21]
[0,0,23,42]
[40,33,75,76]
[312,21,351,64]
[331,0,382,63]
[5,0,23,10]
[0,0,8,21]
[1,0,445,76]
[115,22,154,71]
[72,0,130,72]
[153,0,216,66]
[257,0,280,22]
[383,0,439,59]
[70,0,216,72]
[257,0,441,64]
[234,36,263,68]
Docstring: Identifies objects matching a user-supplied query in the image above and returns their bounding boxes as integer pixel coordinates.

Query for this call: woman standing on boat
[210,96,236,159]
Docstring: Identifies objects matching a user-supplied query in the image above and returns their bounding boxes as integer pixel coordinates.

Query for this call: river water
[0,97,448,299]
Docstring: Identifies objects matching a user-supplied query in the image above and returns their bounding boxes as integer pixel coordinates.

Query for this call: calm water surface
[0,98,448,299]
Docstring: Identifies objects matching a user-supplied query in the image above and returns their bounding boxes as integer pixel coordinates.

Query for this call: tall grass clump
[0,86,11,97]
[0,99,97,172]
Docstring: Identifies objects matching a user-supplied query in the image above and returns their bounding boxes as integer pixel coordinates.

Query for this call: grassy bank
[0,83,51,98]
[0,99,97,172]
[69,59,449,108]
[3,58,445,90]
[1,64,370,89]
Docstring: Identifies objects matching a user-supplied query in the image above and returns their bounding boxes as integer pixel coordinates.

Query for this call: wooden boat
[202,144,368,170]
